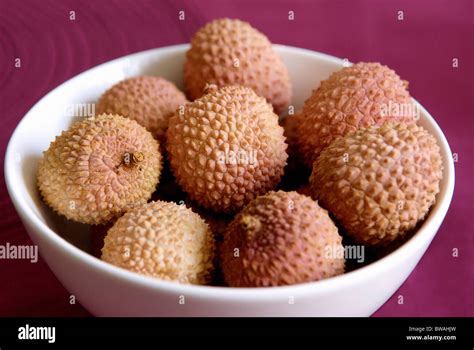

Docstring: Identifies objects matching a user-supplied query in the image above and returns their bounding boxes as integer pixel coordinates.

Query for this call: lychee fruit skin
[37,114,162,225]
[101,200,215,285]
[310,123,443,246]
[166,85,288,213]
[184,18,291,115]
[96,76,187,143]
[221,191,345,287]
[297,62,415,166]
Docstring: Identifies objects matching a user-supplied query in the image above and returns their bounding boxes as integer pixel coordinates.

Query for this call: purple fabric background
[0,0,472,316]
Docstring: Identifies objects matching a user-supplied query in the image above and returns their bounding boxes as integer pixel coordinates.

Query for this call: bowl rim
[4,44,455,301]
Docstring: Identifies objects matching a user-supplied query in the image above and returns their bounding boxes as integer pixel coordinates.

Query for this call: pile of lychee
[37,18,443,288]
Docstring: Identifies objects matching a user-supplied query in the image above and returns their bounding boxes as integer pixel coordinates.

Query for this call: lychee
[101,200,215,284]
[184,18,291,114]
[309,123,443,246]
[221,191,345,287]
[166,85,288,213]
[297,62,415,166]
[37,114,162,225]
[97,76,187,143]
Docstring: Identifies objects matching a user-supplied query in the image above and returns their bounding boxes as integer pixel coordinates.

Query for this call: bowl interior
[5,44,454,294]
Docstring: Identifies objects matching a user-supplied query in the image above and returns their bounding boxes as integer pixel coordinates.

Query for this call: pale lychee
[101,200,215,285]
[37,114,162,225]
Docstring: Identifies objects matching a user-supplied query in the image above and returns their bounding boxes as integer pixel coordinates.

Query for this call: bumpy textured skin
[310,123,443,246]
[166,85,288,213]
[221,191,345,287]
[37,114,162,225]
[101,201,215,285]
[97,76,187,143]
[297,62,414,166]
[184,18,291,115]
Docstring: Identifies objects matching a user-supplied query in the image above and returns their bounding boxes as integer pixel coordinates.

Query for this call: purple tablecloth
[0,0,472,316]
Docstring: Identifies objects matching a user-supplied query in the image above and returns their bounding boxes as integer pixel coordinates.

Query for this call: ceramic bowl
[4,44,455,316]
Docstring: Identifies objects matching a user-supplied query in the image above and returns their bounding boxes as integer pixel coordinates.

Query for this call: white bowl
[4,44,455,316]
